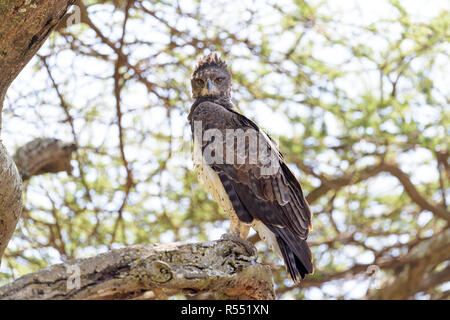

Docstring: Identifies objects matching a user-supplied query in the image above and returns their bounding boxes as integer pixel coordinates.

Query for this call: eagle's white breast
[193,135,235,216]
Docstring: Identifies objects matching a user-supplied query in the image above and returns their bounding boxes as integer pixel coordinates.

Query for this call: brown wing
[190,100,314,280]
[190,101,312,236]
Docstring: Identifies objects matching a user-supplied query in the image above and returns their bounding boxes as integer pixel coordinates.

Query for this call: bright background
[1,0,449,299]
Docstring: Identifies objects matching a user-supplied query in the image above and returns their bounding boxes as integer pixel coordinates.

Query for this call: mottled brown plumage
[189,53,314,282]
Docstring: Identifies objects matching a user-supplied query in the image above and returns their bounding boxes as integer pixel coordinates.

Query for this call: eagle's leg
[229,216,250,239]
[221,215,256,257]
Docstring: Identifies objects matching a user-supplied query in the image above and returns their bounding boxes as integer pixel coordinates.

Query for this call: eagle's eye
[215,77,224,84]
[195,79,204,87]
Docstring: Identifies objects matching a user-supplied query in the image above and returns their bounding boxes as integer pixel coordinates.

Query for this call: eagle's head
[191,53,231,99]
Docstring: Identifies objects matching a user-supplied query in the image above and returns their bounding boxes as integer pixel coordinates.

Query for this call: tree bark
[0,142,23,264]
[0,239,275,300]
[0,138,76,262]
[0,0,76,118]
[0,0,75,263]
[13,138,77,181]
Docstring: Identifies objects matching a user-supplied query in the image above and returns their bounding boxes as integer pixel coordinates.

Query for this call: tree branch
[0,240,275,300]
[0,143,23,264]
[380,162,450,223]
[0,138,76,263]
[367,228,450,299]
[13,138,77,181]
[0,0,76,119]
[416,265,450,294]
[0,0,75,263]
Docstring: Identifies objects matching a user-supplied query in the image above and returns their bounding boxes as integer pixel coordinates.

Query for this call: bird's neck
[190,95,238,116]
[213,95,238,112]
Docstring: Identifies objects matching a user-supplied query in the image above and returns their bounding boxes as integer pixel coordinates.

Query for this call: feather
[189,95,314,282]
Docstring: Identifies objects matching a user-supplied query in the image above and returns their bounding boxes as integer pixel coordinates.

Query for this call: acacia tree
[0,0,449,300]
[0,0,274,300]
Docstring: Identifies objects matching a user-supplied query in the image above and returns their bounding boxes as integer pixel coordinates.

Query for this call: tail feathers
[276,233,313,283]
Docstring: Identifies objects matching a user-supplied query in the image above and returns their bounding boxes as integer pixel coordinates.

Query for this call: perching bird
[188,53,313,283]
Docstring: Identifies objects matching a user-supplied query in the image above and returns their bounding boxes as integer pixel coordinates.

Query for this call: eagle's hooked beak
[206,79,213,93]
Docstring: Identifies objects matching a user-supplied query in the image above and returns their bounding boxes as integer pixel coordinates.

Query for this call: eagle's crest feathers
[192,53,228,76]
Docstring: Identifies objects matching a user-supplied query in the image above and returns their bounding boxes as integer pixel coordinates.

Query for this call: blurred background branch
[0,0,448,299]
[13,138,77,182]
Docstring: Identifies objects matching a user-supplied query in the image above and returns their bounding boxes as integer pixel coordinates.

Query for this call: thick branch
[13,138,77,181]
[0,143,23,263]
[0,0,76,117]
[0,240,275,300]
[367,228,450,299]
[417,265,450,294]
[0,0,75,263]
[1,138,76,262]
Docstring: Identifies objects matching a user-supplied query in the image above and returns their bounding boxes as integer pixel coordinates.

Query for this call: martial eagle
[188,53,313,282]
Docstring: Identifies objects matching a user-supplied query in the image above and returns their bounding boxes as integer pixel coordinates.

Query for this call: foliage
[1,0,449,299]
